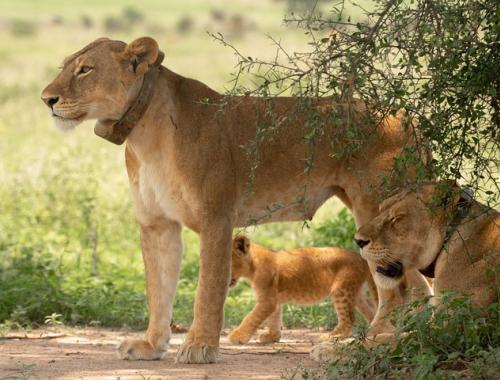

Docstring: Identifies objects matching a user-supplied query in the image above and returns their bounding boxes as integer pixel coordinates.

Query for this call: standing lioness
[228,235,377,344]
[41,36,430,363]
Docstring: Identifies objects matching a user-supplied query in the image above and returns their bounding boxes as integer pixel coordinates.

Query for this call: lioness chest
[137,156,197,227]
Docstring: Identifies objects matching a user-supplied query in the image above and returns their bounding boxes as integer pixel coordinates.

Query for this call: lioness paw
[175,342,218,364]
[118,339,167,360]
[228,329,252,345]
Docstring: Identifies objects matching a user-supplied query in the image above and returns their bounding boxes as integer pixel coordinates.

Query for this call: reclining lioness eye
[391,214,404,224]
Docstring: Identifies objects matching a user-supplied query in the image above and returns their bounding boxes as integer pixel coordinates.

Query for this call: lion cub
[228,235,378,344]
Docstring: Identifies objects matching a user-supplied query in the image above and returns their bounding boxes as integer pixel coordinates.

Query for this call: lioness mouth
[52,112,86,121]
[376,261,403,278]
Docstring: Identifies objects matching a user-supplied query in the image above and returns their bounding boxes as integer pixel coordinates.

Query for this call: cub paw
[175,342,218,364]
[118,339,167,360]
[228,329,252,345]
[258,332,281,344]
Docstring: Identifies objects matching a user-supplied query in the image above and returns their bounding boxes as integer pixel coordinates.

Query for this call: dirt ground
[0,327,322,380]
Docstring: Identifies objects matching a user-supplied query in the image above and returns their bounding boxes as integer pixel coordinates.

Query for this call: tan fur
[228,236,378,344]
[355,183,500,307]
[42,37,431,363]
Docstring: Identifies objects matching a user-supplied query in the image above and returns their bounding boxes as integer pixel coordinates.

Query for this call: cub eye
[77,65,93,75]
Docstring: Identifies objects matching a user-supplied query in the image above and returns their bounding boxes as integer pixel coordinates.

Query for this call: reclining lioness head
[41,37,162,131]
[355,183,458,288]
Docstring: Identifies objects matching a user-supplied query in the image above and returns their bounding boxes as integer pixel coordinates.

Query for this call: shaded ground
[0,327,320,379]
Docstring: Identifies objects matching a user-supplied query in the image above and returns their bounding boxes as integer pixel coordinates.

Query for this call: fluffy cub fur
[228,235,378,344]
[355,183,499,306]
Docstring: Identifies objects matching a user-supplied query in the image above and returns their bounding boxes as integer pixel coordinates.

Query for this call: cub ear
[120,37,164,76]
[233,235,250,256]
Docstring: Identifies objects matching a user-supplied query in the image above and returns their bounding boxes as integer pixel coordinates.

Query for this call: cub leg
[229,295,278,345]
[176,218,233,364]
[258,303,282,343]
[118,220,183,360]
[329,286,356,338]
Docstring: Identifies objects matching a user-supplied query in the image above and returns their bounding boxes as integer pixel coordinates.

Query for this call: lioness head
[355,183,458,289]
[230,235,253,287]
[41,37,162,131]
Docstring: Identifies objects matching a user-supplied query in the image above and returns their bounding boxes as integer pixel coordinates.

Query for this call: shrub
[309,207,357,250]
[302,294,500,379]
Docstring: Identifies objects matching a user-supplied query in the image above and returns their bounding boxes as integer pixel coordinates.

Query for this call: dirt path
[0,327,321,379]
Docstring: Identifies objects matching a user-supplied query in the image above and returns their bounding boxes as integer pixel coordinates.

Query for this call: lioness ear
[233,236,250,256]
[120,37,164,76]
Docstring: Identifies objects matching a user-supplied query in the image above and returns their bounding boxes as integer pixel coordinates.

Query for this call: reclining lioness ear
[355,182,499,307]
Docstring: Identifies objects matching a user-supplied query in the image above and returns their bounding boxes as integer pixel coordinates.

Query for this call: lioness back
[229,236,377,344]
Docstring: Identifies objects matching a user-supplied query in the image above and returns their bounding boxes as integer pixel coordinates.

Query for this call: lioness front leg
[369,268,431,336]
[176,219,233,364]
[118,220,182,360]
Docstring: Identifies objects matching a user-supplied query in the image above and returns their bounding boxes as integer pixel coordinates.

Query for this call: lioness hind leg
[258,304,282,343]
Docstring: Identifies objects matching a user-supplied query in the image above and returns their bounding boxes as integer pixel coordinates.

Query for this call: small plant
[9,19,37,37]
[7,363,37,380]
[123,7,144,24]
[44,313,63,327]
[103,16,128,33]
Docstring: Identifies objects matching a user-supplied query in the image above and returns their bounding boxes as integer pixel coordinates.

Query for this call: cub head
[355,183,459,289]
[41,37,163,131]
[230,235,254,287]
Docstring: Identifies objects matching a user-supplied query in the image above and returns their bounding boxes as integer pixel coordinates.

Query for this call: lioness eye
[78,65,93,75]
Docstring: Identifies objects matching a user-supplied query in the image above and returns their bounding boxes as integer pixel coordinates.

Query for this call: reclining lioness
[228,235,378,344]
[355,183,499,307]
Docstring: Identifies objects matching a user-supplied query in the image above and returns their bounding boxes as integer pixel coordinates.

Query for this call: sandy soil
[0,327,321,380]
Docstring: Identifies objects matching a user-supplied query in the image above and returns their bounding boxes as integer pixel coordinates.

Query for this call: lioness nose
[355,239,370,248]
[42,95,59,109]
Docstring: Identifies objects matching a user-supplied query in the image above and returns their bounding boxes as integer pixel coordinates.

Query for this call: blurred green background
[0,0,364,331]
